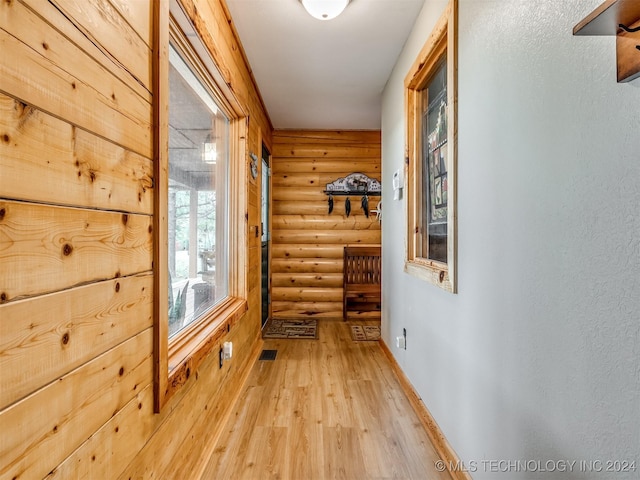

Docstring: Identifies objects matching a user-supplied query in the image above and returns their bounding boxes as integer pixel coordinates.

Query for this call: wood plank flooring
[201,319,452,480]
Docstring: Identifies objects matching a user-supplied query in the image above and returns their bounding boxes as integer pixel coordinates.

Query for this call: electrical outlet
[223,341,233,360]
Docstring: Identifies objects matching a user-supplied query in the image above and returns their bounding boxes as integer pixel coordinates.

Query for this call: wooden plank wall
[271,130,381,320]
[0,0,270,478]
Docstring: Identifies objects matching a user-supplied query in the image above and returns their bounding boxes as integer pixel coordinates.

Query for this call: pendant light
[300,0,351,21]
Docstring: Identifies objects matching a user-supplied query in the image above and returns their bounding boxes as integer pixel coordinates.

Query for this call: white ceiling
[225,0,426,130]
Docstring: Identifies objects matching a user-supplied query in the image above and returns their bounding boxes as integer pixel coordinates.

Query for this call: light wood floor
[201,319,451,480]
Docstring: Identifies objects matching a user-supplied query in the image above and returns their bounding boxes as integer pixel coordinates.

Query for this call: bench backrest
[344,246,381,286]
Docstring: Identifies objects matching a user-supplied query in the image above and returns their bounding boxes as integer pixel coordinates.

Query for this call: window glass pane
[168,45,229,338]
[421,57,448,263]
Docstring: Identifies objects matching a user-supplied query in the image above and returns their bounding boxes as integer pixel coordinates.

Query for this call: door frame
[259,130,272,327]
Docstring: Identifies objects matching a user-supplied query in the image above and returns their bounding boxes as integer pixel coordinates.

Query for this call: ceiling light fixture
[300,0,351,21]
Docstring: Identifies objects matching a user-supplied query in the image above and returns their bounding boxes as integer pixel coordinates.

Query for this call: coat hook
[618,24,640,52]
[361,194,369,218]
[619,23,640,33]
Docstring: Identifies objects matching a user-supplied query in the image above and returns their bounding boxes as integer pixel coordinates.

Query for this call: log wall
[0,0,270,478]
[271,130,381,320]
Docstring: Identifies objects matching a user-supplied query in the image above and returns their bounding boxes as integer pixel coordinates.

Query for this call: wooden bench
[343,246,381,321]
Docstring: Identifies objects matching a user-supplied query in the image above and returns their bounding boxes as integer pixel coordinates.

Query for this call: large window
[168,44,229,338]
[154,1,247,412]
[405,0,457,292]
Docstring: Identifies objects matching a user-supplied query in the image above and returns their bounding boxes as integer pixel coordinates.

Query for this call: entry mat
[350,325,381,341]
[262,319,318,339]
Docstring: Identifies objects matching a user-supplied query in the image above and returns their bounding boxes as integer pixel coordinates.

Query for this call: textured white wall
[381,1,640,478]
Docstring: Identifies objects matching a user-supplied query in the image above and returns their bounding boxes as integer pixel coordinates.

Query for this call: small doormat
[351,325,381,341]
[262,319,318,339]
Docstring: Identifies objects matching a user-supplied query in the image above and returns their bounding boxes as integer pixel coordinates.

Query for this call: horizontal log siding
[271,130,381,320]
[0,0,270,478]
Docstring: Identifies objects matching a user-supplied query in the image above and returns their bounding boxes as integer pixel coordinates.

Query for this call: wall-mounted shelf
[324,172,381,196]
[573,0,640,82]
[322,191,381,197]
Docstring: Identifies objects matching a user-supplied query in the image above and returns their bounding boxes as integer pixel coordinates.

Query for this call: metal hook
[619,23,640,33]
[618,24,640,51]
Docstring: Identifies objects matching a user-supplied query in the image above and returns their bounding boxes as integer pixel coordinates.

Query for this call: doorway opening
[261,143,271,328]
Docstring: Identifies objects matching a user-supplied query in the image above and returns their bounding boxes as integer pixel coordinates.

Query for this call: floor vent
[259,349,278,361]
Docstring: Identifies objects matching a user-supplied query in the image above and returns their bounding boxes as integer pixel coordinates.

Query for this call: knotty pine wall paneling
[271,130,381,320]
[0,0,271,478]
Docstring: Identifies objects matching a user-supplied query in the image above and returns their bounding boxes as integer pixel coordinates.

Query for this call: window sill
[405,259,453,293]
[166,296,247,401]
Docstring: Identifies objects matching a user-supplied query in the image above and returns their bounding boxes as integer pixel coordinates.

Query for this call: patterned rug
[350,325,381,341]
[262,319,318,339]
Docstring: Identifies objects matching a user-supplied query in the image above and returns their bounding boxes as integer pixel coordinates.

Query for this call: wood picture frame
[404,0,458,293]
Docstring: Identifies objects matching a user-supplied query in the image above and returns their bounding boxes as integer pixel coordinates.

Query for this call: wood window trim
[153,0,248,412]
[166,297,247,392]
[404,0,458,293]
